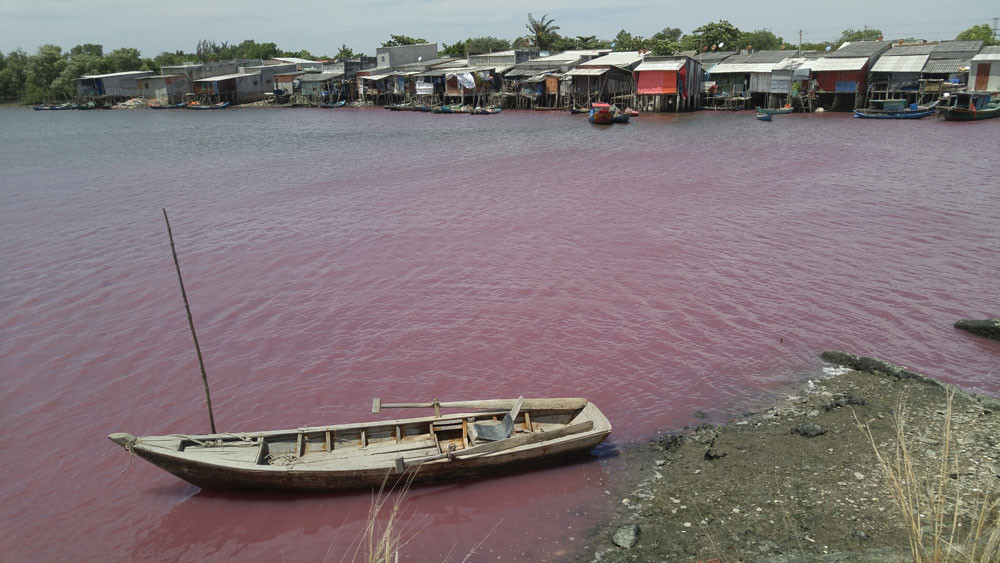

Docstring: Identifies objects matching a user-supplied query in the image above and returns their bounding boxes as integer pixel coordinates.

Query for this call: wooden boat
[589,102,613,124]
[186,101,230,110]
[938,92,1000,121]
[320,100,346,108]
[108,397,610,492]
[756,106,792,115]
[471,107,502,115]
[612,113,631,124]
[853,99,937,119]
[148,102,186,109]
[624,108,639,117]
[72,101,97,110]
[570,107,589,114]
[756,112,772,121]
[432,104,468,114]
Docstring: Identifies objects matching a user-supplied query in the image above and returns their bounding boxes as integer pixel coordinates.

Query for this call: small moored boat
[938,92,1000,121]
[589,102,613,124]
[186,101,230,110]
[108,397,611,492]
[756,112,772,121]
[853,99,937,119]
[756,106,792,115]
[148,101,186,109]
[319,100,346,108]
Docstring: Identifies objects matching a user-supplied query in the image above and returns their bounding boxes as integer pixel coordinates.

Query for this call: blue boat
[319,100,346,108]
[756,112,772,121]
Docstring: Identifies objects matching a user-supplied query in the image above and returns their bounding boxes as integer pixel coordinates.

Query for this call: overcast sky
[2,0,996,58]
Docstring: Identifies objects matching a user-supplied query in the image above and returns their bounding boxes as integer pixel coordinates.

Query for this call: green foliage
[552,35,611,51]
[525,13,561,50]
[465,36,511,55]
[381,34,427,47]
[0,49,29,101]
[652,27,683,43]
[611,29,679,56]
[24,44,67,102]
[334,44,358,60]
[738,29,783,51]
[105,47,143,72]
[681,20,742,52]
[839,28,883,44]
[955,23,998,46]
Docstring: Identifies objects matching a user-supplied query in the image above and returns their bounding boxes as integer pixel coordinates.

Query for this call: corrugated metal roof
[564,67,609,76]
[505,67,557,77]
[972,46,1000,61]
[885,44,935,56]
[635,59,685,72]
[359,73,391,81]
[193,72,259,82]
[871,54,928,73]
[711,60,787,74]
[922,58,970,74]
[297,72,345,82]
[934,40,983,53]
[78,70,154,79]
[831,41,889,57]
[808,57,868,71]
[773,57,813,72]
[744,50,794,63]
[580,51,644,68]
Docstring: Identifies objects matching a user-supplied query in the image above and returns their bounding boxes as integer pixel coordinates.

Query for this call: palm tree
[525,13,561,51]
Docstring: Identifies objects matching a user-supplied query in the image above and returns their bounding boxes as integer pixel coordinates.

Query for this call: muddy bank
[585,353,999,562]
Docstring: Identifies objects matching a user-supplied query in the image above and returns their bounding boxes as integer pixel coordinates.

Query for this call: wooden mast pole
[162,208,217,434]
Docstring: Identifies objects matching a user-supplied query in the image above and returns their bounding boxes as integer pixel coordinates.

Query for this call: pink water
[1,107,997,561]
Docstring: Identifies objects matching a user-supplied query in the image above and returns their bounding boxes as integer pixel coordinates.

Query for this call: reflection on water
[1,107,997,561]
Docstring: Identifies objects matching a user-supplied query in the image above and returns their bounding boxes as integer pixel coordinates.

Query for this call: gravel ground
[584,352,1000,562]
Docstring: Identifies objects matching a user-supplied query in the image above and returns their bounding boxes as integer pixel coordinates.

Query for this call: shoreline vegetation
[584,343,999,562]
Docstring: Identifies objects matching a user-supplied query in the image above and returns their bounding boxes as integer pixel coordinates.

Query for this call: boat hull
[110,399,611,492]
[853,109,935,119]
[756,106,791,115]
[939,107,1000,121]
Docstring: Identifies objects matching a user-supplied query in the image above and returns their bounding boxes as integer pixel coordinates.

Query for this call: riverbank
[585,352,1000,562]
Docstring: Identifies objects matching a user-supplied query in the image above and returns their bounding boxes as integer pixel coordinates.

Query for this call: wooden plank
[523,412,532,432]
[397,420,594,470]
[325,430,331,452]
[372,398,588,413]
[296,432,303,458]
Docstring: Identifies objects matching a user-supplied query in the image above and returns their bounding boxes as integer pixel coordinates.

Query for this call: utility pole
[993,17,999,41]
[798,29,803,56]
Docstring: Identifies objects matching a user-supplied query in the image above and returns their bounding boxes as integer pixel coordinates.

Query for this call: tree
[681,20,742,52]
[525,13,560,50]
[738,29,784,51]
[465,36,511,55]
[334,44,357,60]
[610,29,678,56]
[839,28,882,44]
[105,47,143,72]
[552,35,611,51]
[381,34,427,47]
[0,49,29,101]
[652,27,683,43]
[24,44,67,102]
[70,43,104,58]
[955,23,998,46]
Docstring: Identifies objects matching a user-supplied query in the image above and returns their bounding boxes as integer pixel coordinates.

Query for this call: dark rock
[824,393,867,411]
[612,523,640,549]
[658,434,684,452]
[695,410,706,418]
[820,351,941,387]
[792,422,827,438]
[954,318,1000,340]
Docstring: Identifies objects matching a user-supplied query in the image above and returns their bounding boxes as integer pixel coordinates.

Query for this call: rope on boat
[121,435,138,473]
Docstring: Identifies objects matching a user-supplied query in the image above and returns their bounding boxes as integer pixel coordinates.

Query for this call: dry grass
[325,467,499,563]
[857,391,1000,562]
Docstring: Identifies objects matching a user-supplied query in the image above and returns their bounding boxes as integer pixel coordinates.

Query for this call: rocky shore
[585,352,1000,562]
